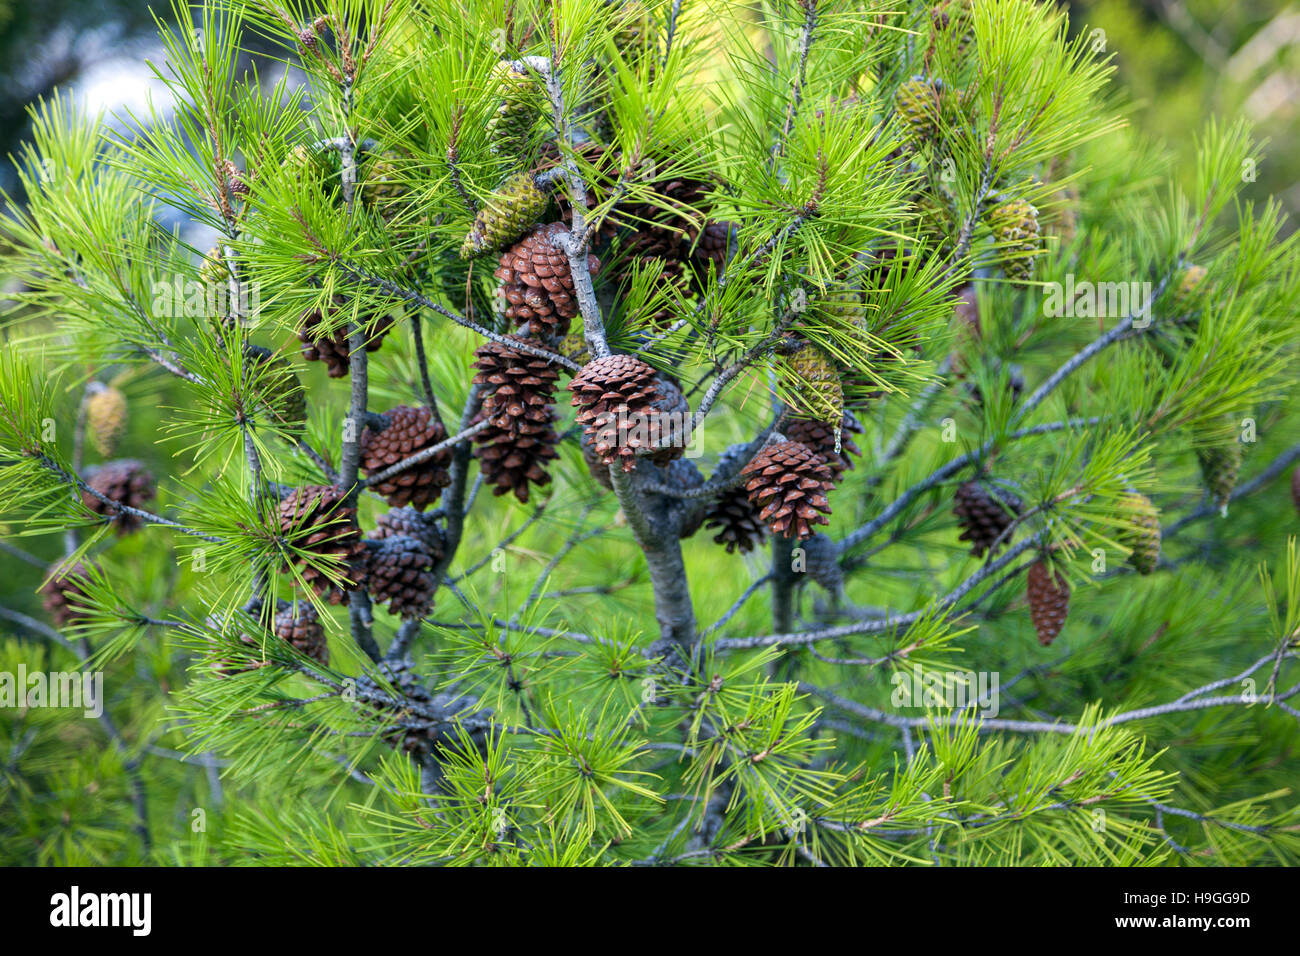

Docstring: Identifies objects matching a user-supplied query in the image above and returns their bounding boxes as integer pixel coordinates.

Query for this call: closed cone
[741,440,834,540]
[374,507,446,564]
[486,62,539,156]
[895,77,941,146]
[780,340,844,424]
[1196,436,1242,514]
[274,600,329,665]
[360,405,453,510]
[987,199,1040,283]
[366,534,437,620]
[82,460,156,534]
[1118,492,1161,575]
[277,485,368,605]
[1026,560,1069,646]
[953,480,1021,557]
[460,170,550,259]
[86,384,127,457]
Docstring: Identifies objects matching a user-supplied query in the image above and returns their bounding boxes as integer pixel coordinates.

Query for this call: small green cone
[86,384,128,457]
[460,170,550,259]
[1118,492,1161,575]
[780,340,844,424]
[199,244,230,289]
[987,199,1040,284]
[895,77,941,146]
[1197,438,1242,515]
[486,62,539,156]
[360,149,409,213]
[1171,264,1207,315]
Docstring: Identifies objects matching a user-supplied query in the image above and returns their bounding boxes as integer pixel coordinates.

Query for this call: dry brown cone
[703,485,767,553]
[494,222,600,338]
[277,485,368,605]
[784,415,862,484]
[298,296,396,378]
[274,600,329,665]
[953,480,1022,557]
[40,562,95,627]
[741,440,834,540]
[799,533,843,594]
[471,336,562,502]
[1026,560,1070,646]
[373,507,446,565]
[568,354,665,473]
[360,406,453,510]
[86,383,128,457]
[366,534,437,620]
[691,219,734,283]
[82,460,156,534]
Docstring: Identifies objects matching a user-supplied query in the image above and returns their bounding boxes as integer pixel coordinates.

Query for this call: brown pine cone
[86,383,128,457]
[277,485,368,604]
[568,354,664,473]
[470,337,561,502]
[703,485,766,553]
[40,562,95,627]
[741,440,834,540]
[953,480,1021,557]
[472,409,559,503]
[691,219,734,282]
[360,406,453,510]
[366,534,437,620]
[274,600,329,665]
[798,533,843,594]
[373,507,446,564]
[298,296,395,378]
[82,460,156,534]
[1026,560,1069,646]
[784,416,862,484]
[494,223,599,338]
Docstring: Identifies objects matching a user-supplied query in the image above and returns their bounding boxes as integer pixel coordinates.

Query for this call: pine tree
[1,0,1298,869]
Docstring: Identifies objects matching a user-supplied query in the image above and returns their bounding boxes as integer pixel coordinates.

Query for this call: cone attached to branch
[779,339,845,425]
[461,169,550,259]
[360,405,453,510]
[86,383,127,457]
[274,600,329,665]
[1118,492,1161,575]
[703,485,766,554]
[360,148,410,218]
[298,296,395,378]
[895,76,941,146]
[1196,427,1242,514]
[245,345,307,434]
[1171,264,1207,315]
[82,460,156,534]
[40,561,95,627]
[741,440,834,540]
[373,506,446,565]
[568,354,667,473]
[277,485,368,605]
[486,62,539,156]
[471,336,562,502]
[798,533,843,594]
[366,534,437,620]
[783,415,861,484]
[1027,560,1069,646]
[494,223,599,338]
[987,199,1041,283]
[953,480,1021,557]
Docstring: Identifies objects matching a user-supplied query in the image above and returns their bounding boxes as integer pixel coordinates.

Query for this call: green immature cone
[360,149,409,216]
[86,384,127,457]
[780,340,844,425]
[1197,437,1242,515]
[1118,492,1161,575]
[1171,264,1208,315]
[987,199,1041,284]
[460,170,550,258]
[245,345,307,435]
[895,77,941,147]
[486,62,539,156]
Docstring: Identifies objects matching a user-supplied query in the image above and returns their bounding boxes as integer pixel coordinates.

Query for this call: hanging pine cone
[895,76,941,146]
[987,200,1041,283]
[360,148,409,216]
[953,480,1022,557]
[373,506,446,565]
[366,534,437,620]
[245,344,307,433]
[1196,424,1242,514]
[783,415,862,484]
[360,405,453,510]
[703,485,766,553]
[274,600,330,665]
[741,440,834,540]
[692,219,734,282]
[1026,560,1070,646]
[86,383,127,457]
[82,460,156,534]
[277,485,368,604]
[282,143,336,193]
[39,562,94,627]
[1118,492,1161,575]
[486,62,539,156]
[1171,264,1207,315]
[460,169,550,259]
[199,244,230,290]
[798,533,843,594]
[471,336,561,502]
[494,223,599,338]
[568,354,665,473]
[779,339,845,424]
[298,296,395,378]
